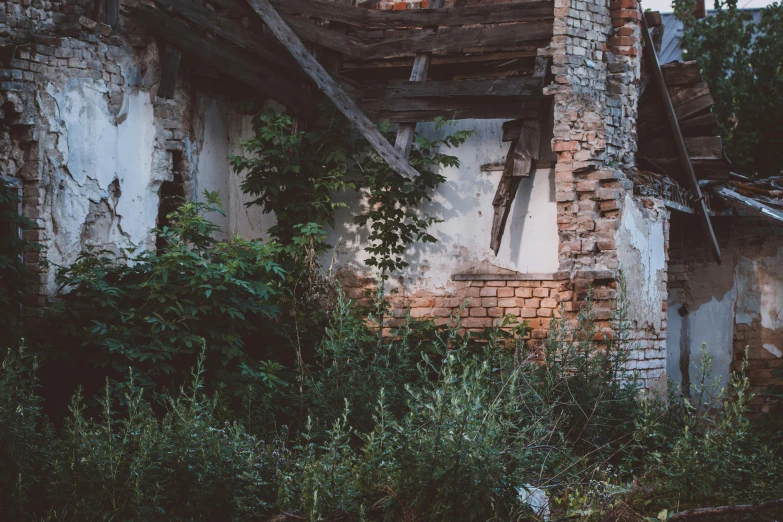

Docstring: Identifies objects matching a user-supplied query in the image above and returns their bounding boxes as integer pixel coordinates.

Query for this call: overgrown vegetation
[4,115,783,521]
[4,289,783,521]
[676,0,783,178]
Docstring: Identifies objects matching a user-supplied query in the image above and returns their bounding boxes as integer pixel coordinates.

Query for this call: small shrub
[39,192,285,390]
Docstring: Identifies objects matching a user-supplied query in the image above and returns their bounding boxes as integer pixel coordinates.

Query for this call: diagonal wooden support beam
[246,0,421,180]
[490,119,540,255]
[641,13,720,263]
[394,0,445,160]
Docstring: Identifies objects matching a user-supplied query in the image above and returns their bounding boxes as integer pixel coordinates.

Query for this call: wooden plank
[124,5,316,115]
[641,14,720,262]
[361,96,543,121]
[153,0,303,77]
[157,46,182,99]
[641,157,730,180]
[490,119,539,255]
[246,0,421,180]
[106,0,119,28]
[709,185,783,224]
[637,135,723,161]
[394,0,444,160]
[341,49,541,71]
[360,77,545,100]
[363,22,553,60]
[281,15,551,59]
[644,10,662,27]
[271,0,553,29]
[661,60,702,85]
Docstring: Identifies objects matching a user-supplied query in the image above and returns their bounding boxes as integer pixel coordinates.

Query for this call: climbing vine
[230,109,471,279]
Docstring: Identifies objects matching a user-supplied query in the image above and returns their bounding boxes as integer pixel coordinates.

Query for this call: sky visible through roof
[641,0,776,12]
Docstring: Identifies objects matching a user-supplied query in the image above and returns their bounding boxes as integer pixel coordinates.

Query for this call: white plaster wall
[39,79,158,290]
[325,119,559,293]
[616,193,667,333]
[193,96,276,240]
[666,288,736,391]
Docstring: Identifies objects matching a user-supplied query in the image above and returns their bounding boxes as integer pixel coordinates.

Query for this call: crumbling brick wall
[1,0,195,299]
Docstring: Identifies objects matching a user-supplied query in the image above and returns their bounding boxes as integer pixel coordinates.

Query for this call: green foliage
[677,0,783,178]
[0,178,41,339]
[631,347,783,509]
[230,110,470,278]
[0,345,53,520]
[51,350,281,521]
[5,287,783,521]
[41,192,285,388]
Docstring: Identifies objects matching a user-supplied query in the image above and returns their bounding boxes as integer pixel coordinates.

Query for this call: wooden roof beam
[641,12,720,262]
[246,0,421,179]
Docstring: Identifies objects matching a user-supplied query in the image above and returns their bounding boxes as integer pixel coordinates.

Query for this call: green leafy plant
[677,0,783,178]
[0,178,42,340]
[230,110,470,279]
[41,192,285,389]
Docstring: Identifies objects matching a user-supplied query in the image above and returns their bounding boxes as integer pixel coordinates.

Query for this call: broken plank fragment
[245,0,421,179]
[490,119,540,255]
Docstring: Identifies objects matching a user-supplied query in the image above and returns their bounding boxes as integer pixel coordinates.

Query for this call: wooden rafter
[245,0,421,179]
[124,4,316,114]
[270,0,553,29]
[394,0,444,160]
[641,13,720,262]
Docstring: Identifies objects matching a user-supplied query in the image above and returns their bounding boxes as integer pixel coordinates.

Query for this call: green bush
[39,192,285,390]
[4,289,783,521]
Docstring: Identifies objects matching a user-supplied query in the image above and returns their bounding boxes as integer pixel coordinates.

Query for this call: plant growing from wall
[230,109,470,279]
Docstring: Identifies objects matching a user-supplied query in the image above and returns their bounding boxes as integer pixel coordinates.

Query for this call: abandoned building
[1,0,782,410]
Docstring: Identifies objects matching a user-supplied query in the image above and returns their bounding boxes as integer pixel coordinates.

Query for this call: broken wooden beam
[361,97,543,122]
[246,0,421,179]
[360,77,545,100]
[641,14,720,262]
[157,45,182,99]
[153,0,304,78]
[490,119,540,255]
[271,0,553,29]
[708,185,783,223]
[124,4,316,114]
[393,0,444,160]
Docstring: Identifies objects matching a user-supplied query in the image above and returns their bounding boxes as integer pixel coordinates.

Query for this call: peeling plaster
[735,248,783,330]
[763,343,783,358]
[616,193,666,332]
[39,79,158,291]
[667,287,736,391]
